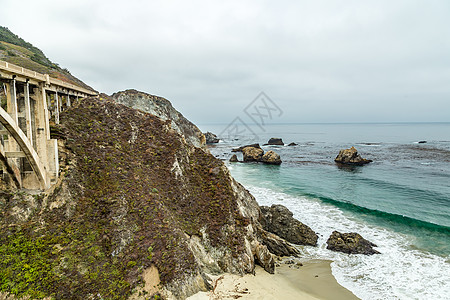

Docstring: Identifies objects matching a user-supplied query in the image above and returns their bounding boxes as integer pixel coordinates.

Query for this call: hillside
[0,26,95,91]
[0,93,298,299]
[0,28,300,300]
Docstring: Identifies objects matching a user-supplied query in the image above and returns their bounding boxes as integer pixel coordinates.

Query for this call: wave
[246,185,450,300]
[304,192,450,234]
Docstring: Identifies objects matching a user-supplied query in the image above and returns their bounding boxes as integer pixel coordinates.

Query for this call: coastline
[188,259,359,300]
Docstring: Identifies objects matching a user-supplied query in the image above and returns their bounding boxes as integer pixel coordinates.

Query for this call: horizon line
[196,121,450,126]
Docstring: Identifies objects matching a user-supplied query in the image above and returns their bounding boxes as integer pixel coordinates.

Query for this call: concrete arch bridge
[0,60,97,190]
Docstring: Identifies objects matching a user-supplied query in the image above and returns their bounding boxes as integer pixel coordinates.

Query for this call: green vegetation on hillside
[0,96,248,299]
[0,26,95,91]
[0,26,56,69]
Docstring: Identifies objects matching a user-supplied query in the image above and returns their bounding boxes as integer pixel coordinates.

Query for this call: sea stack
[266,138,284,145]
[334,146,372,165]
[204,132,220,144]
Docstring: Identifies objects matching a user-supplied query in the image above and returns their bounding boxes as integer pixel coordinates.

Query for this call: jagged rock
[253,243,275,274]
[334,146,372,165]
[261,150,282,165]
[326,231,380,255]
[288,142,297,146]
[204,132,219,144]
[111,90,206,148]
[265,138,284,145]
[257,227,300,257]
[242,147,264,162]
[229,154,239,162]
[260,205,318,246]
[232,143,261,152]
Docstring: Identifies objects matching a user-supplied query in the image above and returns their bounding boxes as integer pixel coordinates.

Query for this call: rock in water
[259,205,318,246]
[232,143,261,152]
[229,154,239,162]
[326,231,380,255]
[242,146,264,162]
[287,142,297,146]
[204,132,219,144]
[266,138,284,145]
[261,150,282,165]
[334,146,372,165]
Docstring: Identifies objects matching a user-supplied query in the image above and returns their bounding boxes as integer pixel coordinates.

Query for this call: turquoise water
[202,122,450,299]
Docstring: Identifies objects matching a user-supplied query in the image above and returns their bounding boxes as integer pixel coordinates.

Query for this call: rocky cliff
[0,94,297,300]
[111,90,205,148]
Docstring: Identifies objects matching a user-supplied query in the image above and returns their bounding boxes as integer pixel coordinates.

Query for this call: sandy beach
[188,259,359,300]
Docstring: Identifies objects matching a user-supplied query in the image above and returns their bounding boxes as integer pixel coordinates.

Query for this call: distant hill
[0,26,95,91]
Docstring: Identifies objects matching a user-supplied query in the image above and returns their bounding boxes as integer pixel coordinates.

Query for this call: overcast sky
[1,0,449,125]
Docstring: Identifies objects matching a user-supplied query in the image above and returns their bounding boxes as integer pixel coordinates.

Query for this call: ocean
[200,122,450,300]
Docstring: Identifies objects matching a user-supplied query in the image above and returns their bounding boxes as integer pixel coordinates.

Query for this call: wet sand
[188,260,359,300]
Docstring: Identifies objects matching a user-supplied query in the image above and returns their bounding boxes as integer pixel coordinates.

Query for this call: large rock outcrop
[261,150,282,165]
[242,146,264,162]
[234,145,282,165]
[204,132,219,144]
[0,95,298,300]
[259,205,318,246]
[326,231,380,255]
[334,146,372,165]
[112,90,206,148]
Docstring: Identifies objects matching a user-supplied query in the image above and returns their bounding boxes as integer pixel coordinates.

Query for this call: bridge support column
[55,91,60,124]
[4,78,22,186]
[34,85,50,184]
[20,82,40,189]
[24,82,33,144]
[34,84,58,185]
[7,78,18,125]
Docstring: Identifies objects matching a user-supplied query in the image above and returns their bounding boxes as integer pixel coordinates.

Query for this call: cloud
[1,0,449,124]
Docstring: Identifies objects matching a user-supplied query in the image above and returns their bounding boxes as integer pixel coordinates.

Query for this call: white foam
[247,185,450,300]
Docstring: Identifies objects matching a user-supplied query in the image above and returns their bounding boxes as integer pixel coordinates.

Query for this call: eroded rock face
[261,150,282,165]
[326,231,380,255]
[334,146,372,165]
[266,138,284,145]
[260,205,318,246]
[111,90,206,148]
[204,132,219,144]
[253,243,275,274]
[242,147,264,162]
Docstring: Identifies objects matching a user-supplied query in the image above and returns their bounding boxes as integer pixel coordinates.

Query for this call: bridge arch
[0,60,98,190]
[0,106,48,189]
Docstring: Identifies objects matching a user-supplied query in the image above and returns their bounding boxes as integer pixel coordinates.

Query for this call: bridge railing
[0,61,47,82]
[0,60,97,96]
